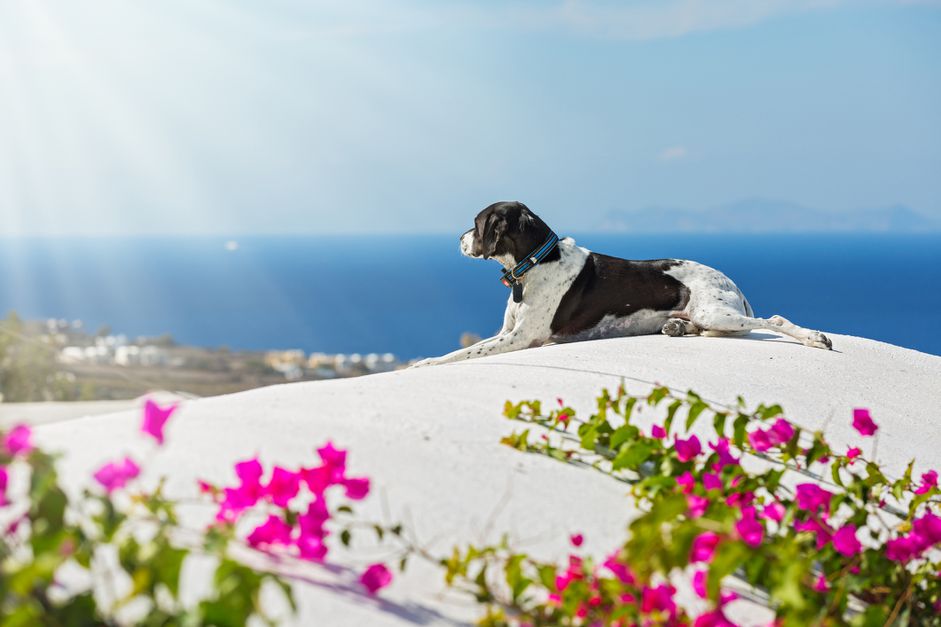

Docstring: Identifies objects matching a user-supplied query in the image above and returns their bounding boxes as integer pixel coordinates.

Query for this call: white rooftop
[27,332,941,625]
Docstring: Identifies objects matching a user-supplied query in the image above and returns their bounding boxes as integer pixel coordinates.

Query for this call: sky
[0,0,939,236]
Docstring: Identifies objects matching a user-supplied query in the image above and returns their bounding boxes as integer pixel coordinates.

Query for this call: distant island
[601,199,941,233]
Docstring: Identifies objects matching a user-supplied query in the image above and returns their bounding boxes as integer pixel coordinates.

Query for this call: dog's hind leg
[661,318,701,337]
[692,310,832,349]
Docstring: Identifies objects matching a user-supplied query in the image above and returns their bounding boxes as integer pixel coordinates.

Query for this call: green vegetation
[0,312,87,402]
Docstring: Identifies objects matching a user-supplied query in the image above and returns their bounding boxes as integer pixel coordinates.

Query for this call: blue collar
[499,232,560,302]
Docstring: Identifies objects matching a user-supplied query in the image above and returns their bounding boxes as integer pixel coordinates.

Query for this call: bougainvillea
[448,385,941,625]
[0,400,392,624]
[3,386,939,625]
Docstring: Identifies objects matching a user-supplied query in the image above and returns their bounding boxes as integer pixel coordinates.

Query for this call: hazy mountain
[601,199,941,233]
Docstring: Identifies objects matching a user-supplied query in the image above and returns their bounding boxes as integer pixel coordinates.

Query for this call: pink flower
[702,472,722,491]
[675,435,702,462]
[297,533,328,561]
[913,512,941,546]
[676,471,695,494]
[694,609,737,627]
[795,483,832,514]
[603,552,635,584]
[846,447,862,461]
[317,441,347,480]
[885,535,919,562]
[768,419,794,445]
[359,563,392,594]
[4,425,33,456]
[558,413,571,426]
[691,531,721,563]
[298,499,330,538]
[832,524,862,557]
[762,502,786,523]
[709,438,739,468]
[555,571,575,591]
[748,429,773,452]
[914,470,938,495]
[641,584,677,617]
[852,408,878,437]
[651,424,667,439]
[570,533,584,547]
[692,569,707,598]
[265,466,300,507]
[726,490,755,509]
[247,514,292,547]
[93,457,140,493]
[235,458,263,485]
[557,397,564,407]
[140,399,178,445]
[735,510,764,547]
[301,465,333,495]
[342,476,370,500]
[0,466,8,506]
[794,518,833,549]
[218,484,260,520]
[813,574,829,592]
[197,479,215,494]
[687,494,709,518]
[216,458,266,521]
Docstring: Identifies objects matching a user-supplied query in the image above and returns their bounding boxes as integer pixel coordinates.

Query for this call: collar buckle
[498,232,559,302]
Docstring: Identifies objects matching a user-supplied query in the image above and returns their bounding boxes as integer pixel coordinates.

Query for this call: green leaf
[770,558,808,612]
[663,400,682,435]
[831,460,845,487]
[610,424,640,450]
[685,400,708,432]
[533,565,555,593]
[732,413,749,448]
[612,440,654,471]
[504,555,531,601]
[713,412,727,437]
[707,542,748,600]
[579,425,599,450]
[622,396,638,422]
[647,386,669,406]
[154,545,188,598]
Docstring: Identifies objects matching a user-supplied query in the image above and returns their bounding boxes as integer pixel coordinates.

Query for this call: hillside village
[0,314,405,402]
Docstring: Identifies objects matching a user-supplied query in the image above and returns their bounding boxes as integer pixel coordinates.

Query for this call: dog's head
[460,201,558,266]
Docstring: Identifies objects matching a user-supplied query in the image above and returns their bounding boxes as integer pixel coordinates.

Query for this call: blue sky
[0,0,938,236]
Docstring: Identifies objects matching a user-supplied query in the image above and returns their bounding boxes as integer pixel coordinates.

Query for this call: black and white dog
[413,201,831,367]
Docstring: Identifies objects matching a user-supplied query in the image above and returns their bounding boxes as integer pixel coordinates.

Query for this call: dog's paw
[804,332,833,350]
[661,318,688,337]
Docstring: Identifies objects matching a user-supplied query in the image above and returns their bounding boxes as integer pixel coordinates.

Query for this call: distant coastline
[601,199,940,233]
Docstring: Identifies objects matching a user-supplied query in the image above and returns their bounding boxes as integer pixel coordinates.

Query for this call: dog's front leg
[411,330,534,367]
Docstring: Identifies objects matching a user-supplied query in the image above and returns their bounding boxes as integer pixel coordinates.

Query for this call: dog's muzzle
[460,229,477,258]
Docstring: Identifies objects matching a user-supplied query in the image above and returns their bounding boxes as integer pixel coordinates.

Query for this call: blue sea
[1,234,939,358]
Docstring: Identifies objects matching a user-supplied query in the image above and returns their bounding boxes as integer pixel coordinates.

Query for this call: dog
[412,201,832,367]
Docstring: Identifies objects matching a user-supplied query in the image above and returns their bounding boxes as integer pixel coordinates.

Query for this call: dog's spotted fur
[412,201,831,367]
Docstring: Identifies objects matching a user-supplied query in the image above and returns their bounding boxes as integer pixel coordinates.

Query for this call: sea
[1,234,939,359]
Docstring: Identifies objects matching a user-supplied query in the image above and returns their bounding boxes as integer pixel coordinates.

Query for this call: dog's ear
[517,207,536,232]
[481,213,508,259]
